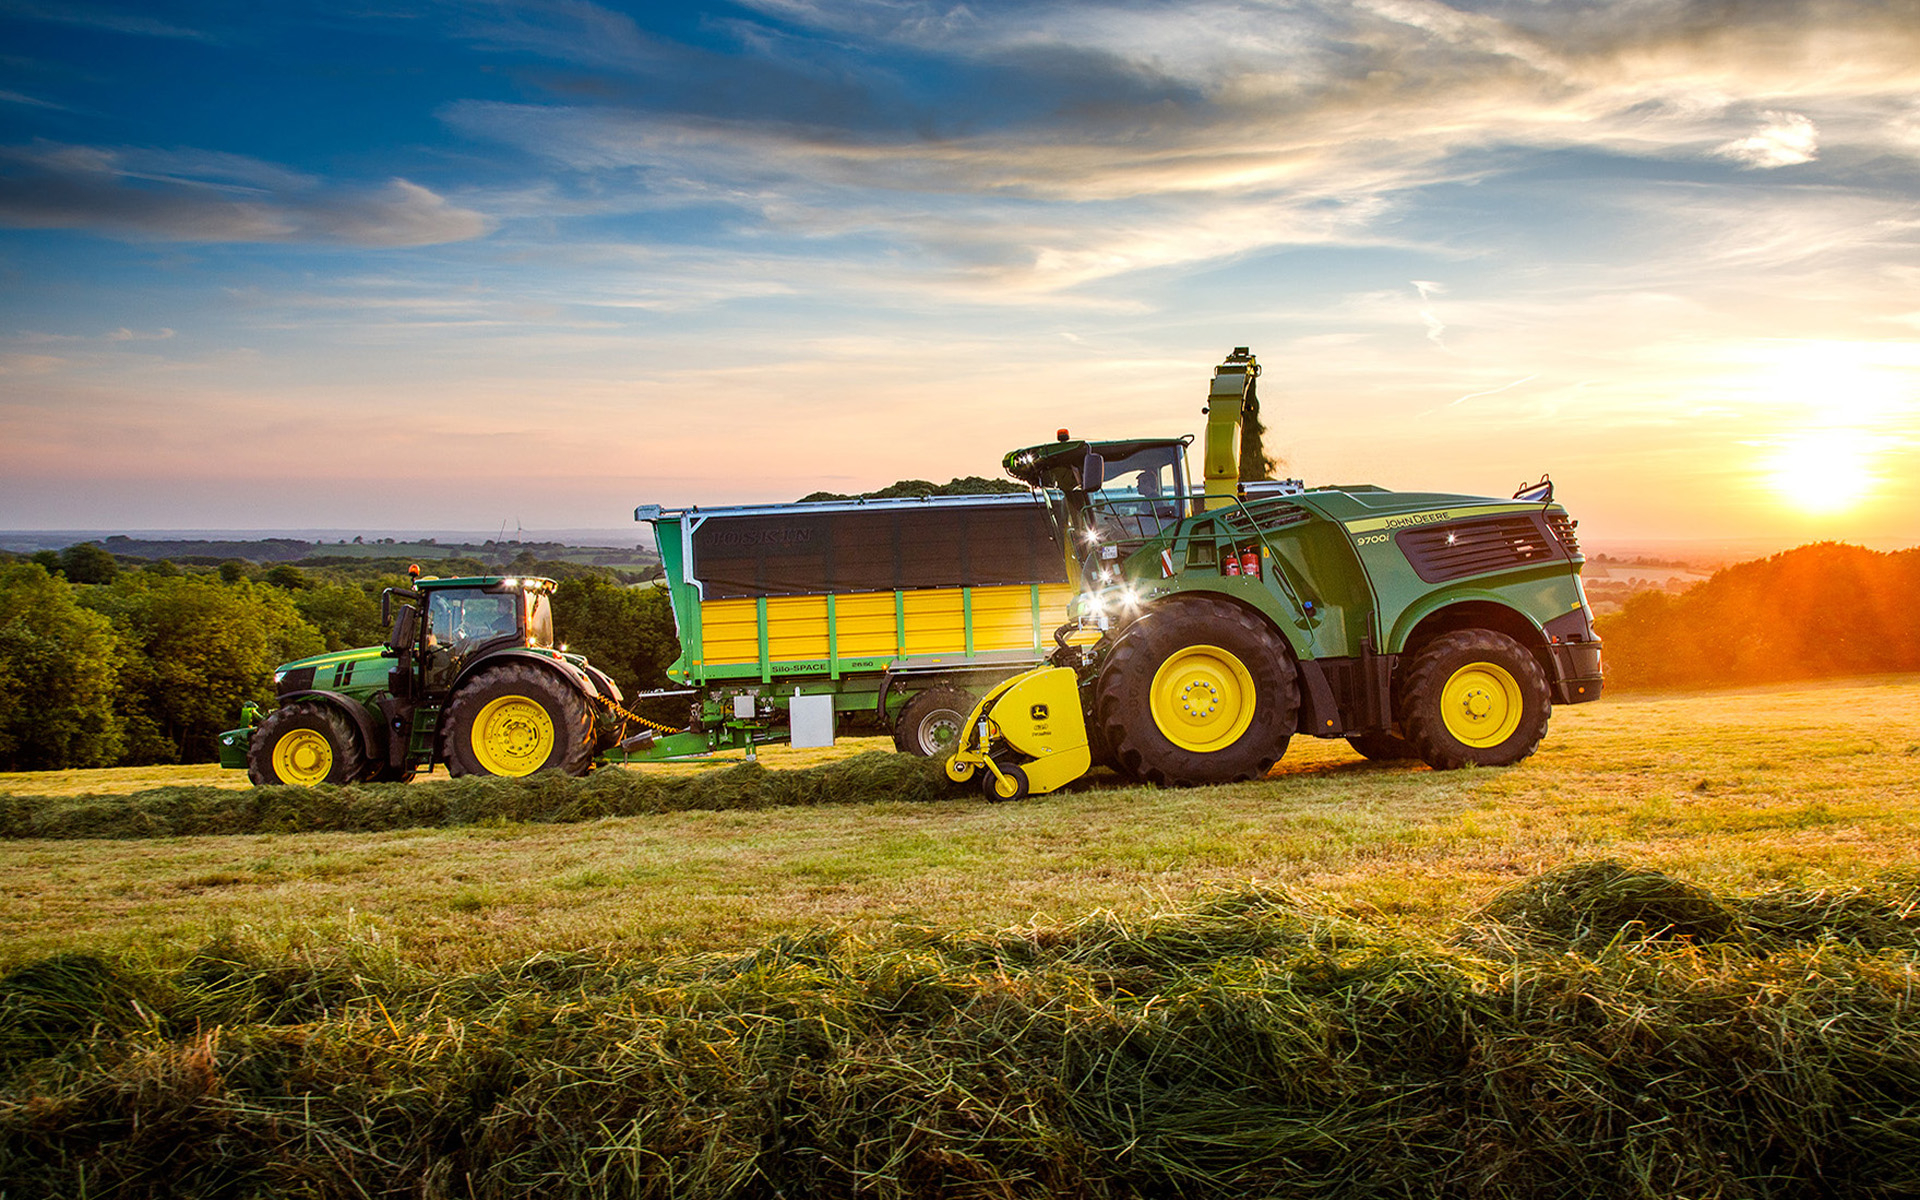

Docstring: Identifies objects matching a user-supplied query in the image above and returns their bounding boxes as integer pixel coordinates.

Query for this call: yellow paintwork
[946,666,1092,797]
[699,583,1077,667]
[1148,643,1257,752]
[1439,661,1523,747]
[271,728,333,786]
[471,694,555,776]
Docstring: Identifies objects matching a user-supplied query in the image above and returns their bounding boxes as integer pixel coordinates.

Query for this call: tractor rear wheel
[1399,630,1550,770]
[248,702,367,787]
[1093,596,1298,787]
[893,687,974,757]
[444,663,595,778]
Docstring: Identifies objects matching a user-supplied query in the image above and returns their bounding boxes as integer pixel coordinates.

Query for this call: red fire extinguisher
[1223,549,1241,576]
[1241,547,1260,579]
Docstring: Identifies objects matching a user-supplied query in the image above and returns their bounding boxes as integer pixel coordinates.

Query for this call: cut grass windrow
[6,863,1920,1199]
[0,752,956,840]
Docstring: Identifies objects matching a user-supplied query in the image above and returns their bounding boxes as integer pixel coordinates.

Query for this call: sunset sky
[2,0,1916,548]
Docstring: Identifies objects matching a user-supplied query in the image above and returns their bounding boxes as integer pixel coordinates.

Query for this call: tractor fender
[275,690,384,762]
[451,649,599,702]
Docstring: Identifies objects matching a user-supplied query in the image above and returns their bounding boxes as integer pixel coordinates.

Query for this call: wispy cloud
[0,143,491,246]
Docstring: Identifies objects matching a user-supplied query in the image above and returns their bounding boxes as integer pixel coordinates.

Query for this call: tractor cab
[386,576,559,697]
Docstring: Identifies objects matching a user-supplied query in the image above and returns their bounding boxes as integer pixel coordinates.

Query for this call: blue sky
[2,0,1917,546]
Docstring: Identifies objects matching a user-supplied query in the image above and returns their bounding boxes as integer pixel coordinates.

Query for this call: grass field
[7,677,1920,1197]
[5,674,1917,972]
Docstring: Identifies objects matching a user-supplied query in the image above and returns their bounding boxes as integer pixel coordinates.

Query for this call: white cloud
[1714,111,1820,168]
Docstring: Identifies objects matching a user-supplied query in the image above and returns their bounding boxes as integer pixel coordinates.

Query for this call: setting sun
[1765,427,1876,514]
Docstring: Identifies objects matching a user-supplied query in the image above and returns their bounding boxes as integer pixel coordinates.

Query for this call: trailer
[615,492,1078,760]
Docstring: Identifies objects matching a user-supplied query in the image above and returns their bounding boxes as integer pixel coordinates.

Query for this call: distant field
[5,674,1916,971]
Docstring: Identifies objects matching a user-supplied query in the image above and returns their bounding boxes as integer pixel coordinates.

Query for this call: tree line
[1592,541,1920,690]
[0,546,676,772]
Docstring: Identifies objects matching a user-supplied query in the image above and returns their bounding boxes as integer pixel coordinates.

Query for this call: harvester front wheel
[1400,630,1550,770]
[894,687,974,757]
[1094,597,1298,787]
[248,702,366,787]
[445,663,595,778]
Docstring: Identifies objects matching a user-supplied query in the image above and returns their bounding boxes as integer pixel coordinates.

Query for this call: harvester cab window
[1088,446,1186,544]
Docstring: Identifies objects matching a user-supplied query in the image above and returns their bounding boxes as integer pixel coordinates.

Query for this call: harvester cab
[947,346,1603,800]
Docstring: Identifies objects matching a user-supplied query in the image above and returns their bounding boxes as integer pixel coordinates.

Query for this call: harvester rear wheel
[1399,630,1550,770]
[1093,597,1297,787]
[248,702,366,787]
[444,663,595,778]
[893,687,974,757]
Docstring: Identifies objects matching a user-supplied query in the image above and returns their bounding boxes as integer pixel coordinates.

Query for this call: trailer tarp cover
[689,502,1066,598]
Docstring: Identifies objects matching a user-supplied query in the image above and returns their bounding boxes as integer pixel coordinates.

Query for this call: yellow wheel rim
[1149,644,1257,753]
[272,729,333,786]
[1440,662,1524,748]
[946,758,977,783]
[471,695,555,776]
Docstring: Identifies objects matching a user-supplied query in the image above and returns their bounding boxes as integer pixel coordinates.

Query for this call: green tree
[82,574,323,764]
[58,542,120,585]
[0,563,125,770]
[294,583,387,651]
[551,577,679,698]
[262,563,309,590]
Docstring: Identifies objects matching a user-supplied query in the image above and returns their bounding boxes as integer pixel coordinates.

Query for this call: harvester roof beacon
[948,346,1603,800]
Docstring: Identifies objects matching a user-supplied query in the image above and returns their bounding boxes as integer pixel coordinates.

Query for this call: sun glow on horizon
[1763,427,1876,515]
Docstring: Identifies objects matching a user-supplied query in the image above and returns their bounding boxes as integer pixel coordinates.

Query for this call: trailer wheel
[1400,630,1550,770]
[445,663,595,778]
[248,702,367,787]
[1094,596,1297,787]
[893,687,974,757]
[1346,730,1415,761]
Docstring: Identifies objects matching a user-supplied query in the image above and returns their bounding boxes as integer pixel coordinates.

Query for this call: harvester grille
[1396,514,1562,583]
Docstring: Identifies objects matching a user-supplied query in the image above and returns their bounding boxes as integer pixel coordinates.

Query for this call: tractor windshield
[427,588,521,649]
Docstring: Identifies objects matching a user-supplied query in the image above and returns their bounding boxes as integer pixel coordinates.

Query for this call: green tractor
[220,573,634,785]
[947,347,1604,798]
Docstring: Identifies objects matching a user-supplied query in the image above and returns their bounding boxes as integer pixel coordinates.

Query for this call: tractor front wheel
[1399,630,1551,770]
[248,702,367,787]
[893,687,974,757]
[1093,596,1298,787]
[444,663,595,778]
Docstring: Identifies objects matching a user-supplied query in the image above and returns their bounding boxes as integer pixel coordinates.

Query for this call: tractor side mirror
[1080,452,1106,492]
[387,603,419,653]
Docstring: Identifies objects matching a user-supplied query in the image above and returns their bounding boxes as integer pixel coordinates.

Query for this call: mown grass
[5,868,1920,1198]
[2,676,1917,971]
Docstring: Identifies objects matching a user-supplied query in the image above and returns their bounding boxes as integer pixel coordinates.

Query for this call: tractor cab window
[1087,445,1187,544]
[427,588,522,649]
